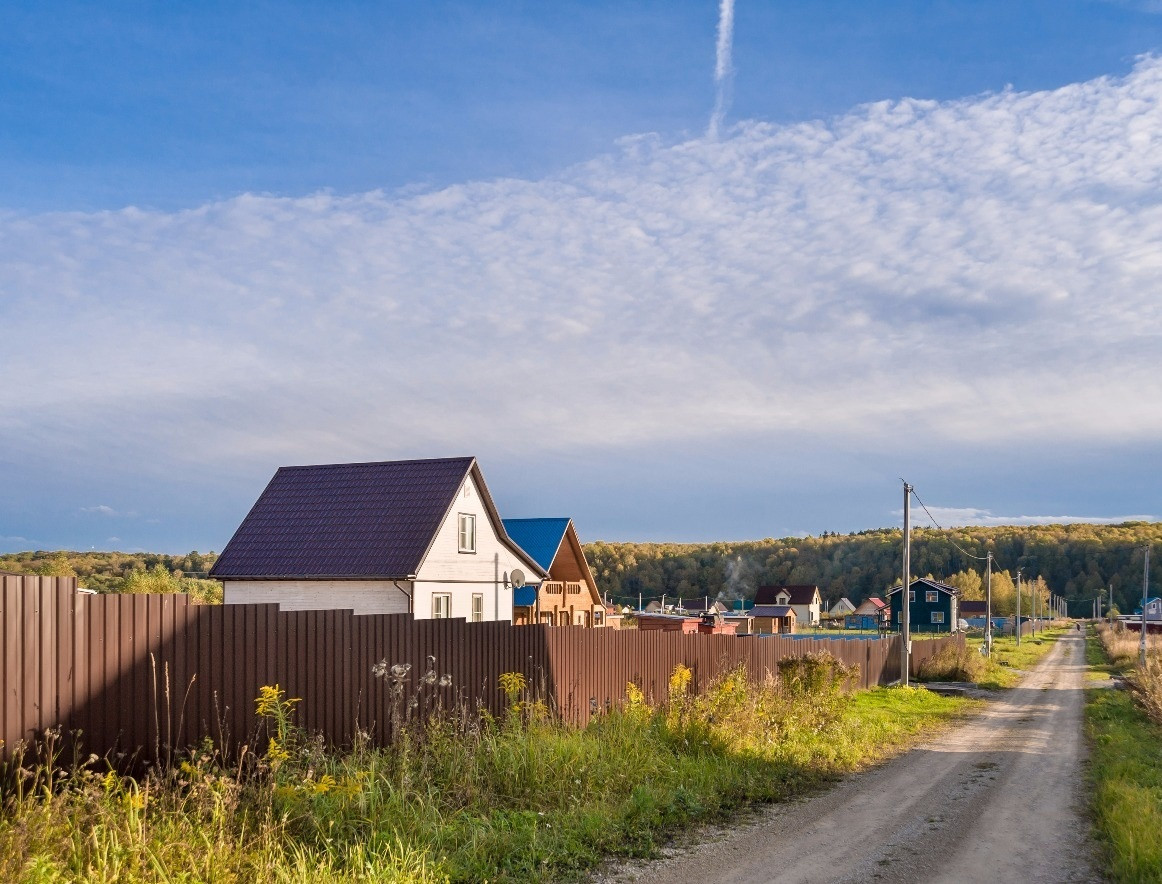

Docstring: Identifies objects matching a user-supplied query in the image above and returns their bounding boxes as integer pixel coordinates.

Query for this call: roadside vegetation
[0,655,974,883]
[1086,623,1162,882]
[917,626,1067,689]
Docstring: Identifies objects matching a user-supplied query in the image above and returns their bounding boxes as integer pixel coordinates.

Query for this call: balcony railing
[541,581,585,596]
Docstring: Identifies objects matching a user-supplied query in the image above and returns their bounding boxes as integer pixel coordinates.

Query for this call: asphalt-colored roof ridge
[276,455,475,471]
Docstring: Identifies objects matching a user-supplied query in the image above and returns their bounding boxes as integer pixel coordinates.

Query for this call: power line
[908,488,990,562]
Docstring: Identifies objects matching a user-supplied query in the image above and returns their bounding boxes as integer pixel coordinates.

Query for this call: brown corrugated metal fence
[1,577,963,763]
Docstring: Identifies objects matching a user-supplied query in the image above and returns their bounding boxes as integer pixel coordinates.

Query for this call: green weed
[0,657,973,883]
[1086,630,1162,882]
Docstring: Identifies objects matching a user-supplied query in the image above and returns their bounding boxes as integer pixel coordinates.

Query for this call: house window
[457,513,476,553]
[909,590,915,602]
[926,590,938,603]
[931,611,945,624]
[471,593,484,622]
[594,609,604,625]
[432,593,451,619]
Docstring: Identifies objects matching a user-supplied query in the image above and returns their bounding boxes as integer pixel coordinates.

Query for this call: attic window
[926,590,938,603]
[458,513,476,553]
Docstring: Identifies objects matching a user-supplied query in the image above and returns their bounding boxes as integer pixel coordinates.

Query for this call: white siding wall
[224,580,412,615]
[413,473,535,622]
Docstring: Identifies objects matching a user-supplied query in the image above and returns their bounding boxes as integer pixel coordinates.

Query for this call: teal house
[887,578,958,633]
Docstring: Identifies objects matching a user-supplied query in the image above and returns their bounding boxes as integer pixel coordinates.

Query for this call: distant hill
[583,522,1162,617]
[0,550,221,602]
[5,520,1159,616]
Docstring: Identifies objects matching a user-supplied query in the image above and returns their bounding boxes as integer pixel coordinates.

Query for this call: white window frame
[457,513,476,553]
[926,590,939,603]
[909,590,915,602]
[471,593,484,623]
[931,611,945,624]
[432,593,451,619]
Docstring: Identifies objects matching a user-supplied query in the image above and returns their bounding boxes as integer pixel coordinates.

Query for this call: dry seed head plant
[0,650,964,883]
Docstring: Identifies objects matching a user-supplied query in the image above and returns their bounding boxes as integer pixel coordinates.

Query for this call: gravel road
[596,633,1102,884]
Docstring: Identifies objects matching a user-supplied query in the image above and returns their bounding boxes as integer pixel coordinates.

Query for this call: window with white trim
[471,593,484,622]
[432,593,451,619]
[457,513,476,553]
[926,590,938,603]
[909,590,915,602]
[931,611,945,624]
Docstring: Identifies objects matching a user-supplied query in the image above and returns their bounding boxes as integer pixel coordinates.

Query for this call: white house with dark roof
[210,457,547,620]
[755,585,822,626]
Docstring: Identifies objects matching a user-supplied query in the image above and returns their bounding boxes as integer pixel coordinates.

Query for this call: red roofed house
[846,596,888,630]
[755,585,822,627]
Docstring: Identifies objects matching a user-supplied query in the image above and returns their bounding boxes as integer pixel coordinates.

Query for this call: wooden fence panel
[0,581,966,763]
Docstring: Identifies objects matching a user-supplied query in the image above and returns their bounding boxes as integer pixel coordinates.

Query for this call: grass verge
[0,660,976,883]
[959,627,1067,689]
[1085,627,1162,882]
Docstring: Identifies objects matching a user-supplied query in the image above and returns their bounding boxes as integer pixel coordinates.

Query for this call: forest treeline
[3,520,1160,615]
[583,521,1162,617]
[0,550,222,604]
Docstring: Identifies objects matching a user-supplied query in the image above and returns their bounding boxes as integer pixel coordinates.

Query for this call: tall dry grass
[0,653,966,883]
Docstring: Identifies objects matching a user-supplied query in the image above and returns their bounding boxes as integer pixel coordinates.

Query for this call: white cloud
[2,58,1162,481]
[80,505,118,517]
[907,506,1158,528]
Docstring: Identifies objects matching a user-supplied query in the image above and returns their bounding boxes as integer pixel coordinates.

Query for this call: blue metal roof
[502,518,571,571]
[513,585,539,607]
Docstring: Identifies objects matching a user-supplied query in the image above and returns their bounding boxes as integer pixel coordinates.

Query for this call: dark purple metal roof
[210,457,475,579]
[754,585,820,606]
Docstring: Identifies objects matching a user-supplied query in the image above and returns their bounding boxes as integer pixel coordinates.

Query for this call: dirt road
[597,633,1101,884]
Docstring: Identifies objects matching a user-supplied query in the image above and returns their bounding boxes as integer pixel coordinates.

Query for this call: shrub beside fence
[1,576,962,763]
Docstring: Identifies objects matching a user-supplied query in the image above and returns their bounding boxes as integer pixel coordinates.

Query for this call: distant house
[959,600,988,619]
[503,518,605,627]
[637,613,699,634]
[751,604,796,635]
[724,612,755,635]
[887,578,959,634]
[828,597,856,619]
[756,585,822,626]
[845,596,887,630]
[680,598,730,615]
[211,457,547,620]
[1135,597,1162,621]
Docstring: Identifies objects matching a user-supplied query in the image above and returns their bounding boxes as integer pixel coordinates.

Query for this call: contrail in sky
[708,0,735,139]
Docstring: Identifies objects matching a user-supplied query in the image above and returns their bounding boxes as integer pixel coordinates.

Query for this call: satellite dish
[510,569,526,589]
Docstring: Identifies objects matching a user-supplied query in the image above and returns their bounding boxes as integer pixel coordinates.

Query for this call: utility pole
[1141,546,1151,667]
[1016,567,1022,646]
[901,481,912,687]
[985,551,993,657]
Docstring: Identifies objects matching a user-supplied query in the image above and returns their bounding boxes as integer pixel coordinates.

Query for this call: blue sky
[2,0,1161,553]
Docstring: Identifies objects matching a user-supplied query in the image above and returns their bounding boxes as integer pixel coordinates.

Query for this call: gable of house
[887,578,958,632]
[211,457,546,620]
[755,585,821,607]
[503,517,604,619]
